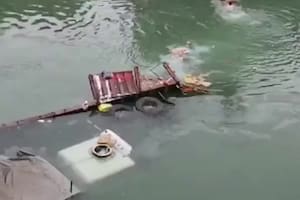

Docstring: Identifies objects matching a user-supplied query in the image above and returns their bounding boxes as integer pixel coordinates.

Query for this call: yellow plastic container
[183,74,212,87]
[97,104,112,113]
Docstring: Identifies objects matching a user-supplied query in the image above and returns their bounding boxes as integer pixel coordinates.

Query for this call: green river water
[1,0,300,199]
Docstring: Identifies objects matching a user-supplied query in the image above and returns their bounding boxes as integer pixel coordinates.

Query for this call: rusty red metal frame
[0,63,181,130]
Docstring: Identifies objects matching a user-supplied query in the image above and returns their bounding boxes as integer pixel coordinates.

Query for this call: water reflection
[0,0,136,48]
[0,0,138,123]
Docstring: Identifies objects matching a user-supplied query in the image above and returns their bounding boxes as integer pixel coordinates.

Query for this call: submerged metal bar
[162,62,180,85]
[0,100,98,130]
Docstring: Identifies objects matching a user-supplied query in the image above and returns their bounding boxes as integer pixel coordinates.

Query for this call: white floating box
[57,129,135,190]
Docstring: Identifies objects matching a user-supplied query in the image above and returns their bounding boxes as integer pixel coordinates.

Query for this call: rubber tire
[92,144,113,158]
[111,104,132,112]
[135,96,164,115]
[110,104,133,117]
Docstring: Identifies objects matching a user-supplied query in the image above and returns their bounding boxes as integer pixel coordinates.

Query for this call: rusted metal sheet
[111,74,121,97]
[124,71,137,94]
[115,73,125,94]
[89,70,139,102]
[140,76,176,92]
[93,75,103,98]
[119,72,130,94]
[88,66,180,103]
[109,78,118,97]
[88,75,98,101]
[133,66,141,93]
[99,76,108,97]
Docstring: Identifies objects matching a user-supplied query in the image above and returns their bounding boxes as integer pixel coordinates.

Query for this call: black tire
[111,104,132,112]
[91,144,113,158]
[110,104,133,118]
[135,96,165,115]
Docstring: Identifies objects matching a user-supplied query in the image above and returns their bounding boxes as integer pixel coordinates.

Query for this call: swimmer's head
[221,0,241,8]
[186,41,192,48]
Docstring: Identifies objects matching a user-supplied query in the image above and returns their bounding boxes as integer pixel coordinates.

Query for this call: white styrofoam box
[57,130,135,189]
[100,129,132,156]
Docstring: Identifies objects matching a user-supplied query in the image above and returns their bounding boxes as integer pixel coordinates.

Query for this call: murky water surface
[1,0,300,199]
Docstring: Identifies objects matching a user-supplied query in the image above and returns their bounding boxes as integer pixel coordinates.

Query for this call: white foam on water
[211,0,262,25]
[239,129,271,140]
[272,118,299,131]
[159,44,211,79]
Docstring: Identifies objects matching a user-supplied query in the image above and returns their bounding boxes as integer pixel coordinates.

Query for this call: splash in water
[211,0,259,25]
[160,42,211,79]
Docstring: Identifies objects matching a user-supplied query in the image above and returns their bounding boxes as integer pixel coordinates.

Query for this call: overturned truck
[0,62,210,129]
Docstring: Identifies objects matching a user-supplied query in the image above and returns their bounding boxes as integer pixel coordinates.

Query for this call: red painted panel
[109,77,119,97]
[124,71,137,94]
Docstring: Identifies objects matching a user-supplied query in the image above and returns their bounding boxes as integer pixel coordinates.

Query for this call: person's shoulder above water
[169,41,192,61]
[213,0,241,10]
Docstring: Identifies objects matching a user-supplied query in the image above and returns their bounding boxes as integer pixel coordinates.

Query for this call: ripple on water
[234,7,300,95]
[0,0,140,74]
[0,0,136,50]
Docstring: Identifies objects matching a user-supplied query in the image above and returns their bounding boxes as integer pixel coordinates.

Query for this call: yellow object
[98,104,113,113]
[183,74,202,85]
[183,74,212,87]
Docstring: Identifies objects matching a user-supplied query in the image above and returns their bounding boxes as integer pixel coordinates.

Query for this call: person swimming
[211,0,242,12]
[169,41,192,61]
[221,0,240,6]
[221,0,241,11]
[211,0,249,22]
[168,42,212,88]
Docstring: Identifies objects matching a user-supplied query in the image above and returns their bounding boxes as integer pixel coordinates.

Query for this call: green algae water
[1,0,300,199]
